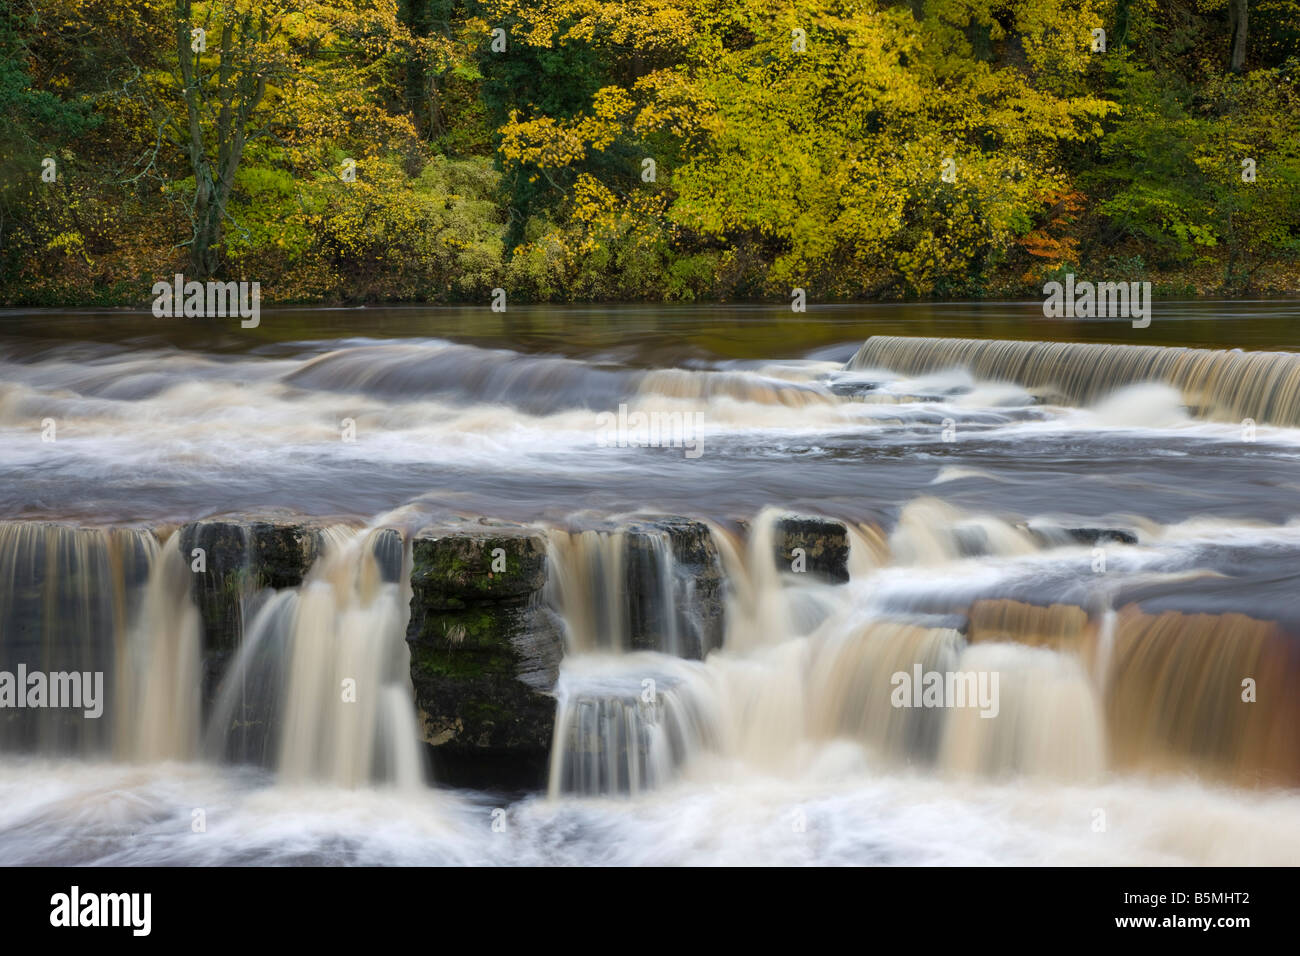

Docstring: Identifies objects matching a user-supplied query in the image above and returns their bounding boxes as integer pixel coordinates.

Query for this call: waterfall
[544,503,1300,798]
[794,613,1106,780]
[1106,607,1300,786]
[937,642,1106,782]
[546,657,722,798]
[543,520,720,658]
[543,529,632,653]
[0,520,422,787]
[708,508,849,653]
[117,532,202,763]
[5,509,1296,800]
[542,519,730,796]
[807,620,963,763]
[0,522,154,754]
[206,527,424,788]
[847,335,1300,426]
[966,599,1098,674]
[546,512,894,795]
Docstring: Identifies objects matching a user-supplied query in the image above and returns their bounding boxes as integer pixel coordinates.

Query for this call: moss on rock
[772,514,851,584]
[406,523,562,789]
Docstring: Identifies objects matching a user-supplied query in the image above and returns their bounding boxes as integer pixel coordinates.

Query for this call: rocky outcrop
[178,513,341,707]
[624,517,726,659]
[1063,527,1138,546]
[771,514,850,584]
[405,523,564,789]
[1024,524,1139,549]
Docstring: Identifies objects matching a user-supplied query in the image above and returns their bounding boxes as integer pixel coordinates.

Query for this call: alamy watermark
[0,665,103,718]
[890,665,1000,718]
[1043,274,1151,329]
[151,273,260,328]
[596,403,704,459]
[50,886,150,936]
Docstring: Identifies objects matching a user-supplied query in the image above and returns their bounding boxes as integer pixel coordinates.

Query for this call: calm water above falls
[2,301,1300,866]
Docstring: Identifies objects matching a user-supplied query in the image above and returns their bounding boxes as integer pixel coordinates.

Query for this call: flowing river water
[2,301,1299,865]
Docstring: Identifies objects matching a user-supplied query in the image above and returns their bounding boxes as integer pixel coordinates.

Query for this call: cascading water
[0,522,153,754]
[544,511,903,794]
[848,335,1300,426]
[207,526,423,789]
[542,520,729,793]
[117,532,202,763]
[0,518,421,791]
[1106,607,1300,786]
[4,317,1300,865]
[543,529,631,654]
[539,500,1300,799]
[546,656,722,797]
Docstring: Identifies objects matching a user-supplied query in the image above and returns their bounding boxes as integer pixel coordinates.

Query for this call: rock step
[406,523,561,789]
[623,516,726,659]
[177,514,352,707]
[0,511,859,788]
[772,514,851,584]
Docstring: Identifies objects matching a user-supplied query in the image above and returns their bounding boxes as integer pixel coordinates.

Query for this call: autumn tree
[159,0,418,278]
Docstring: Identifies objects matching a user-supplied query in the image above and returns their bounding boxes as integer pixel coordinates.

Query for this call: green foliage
[306,153,508,300]
[1088,17,1300,290]
[2,0,1298,304]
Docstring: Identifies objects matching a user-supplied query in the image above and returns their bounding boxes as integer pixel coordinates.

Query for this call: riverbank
[7,261,1300,310]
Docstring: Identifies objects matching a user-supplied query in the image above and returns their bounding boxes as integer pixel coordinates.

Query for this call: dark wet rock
[624,516,726,659]
[772,515,850,584]
[1029,389,1071,407]
[1024,524,1139,549]
[1064,527,1138,546]
[369,527,404,584]
[405,523,562,789]
[829,380,882,397]
[178,513,342,705]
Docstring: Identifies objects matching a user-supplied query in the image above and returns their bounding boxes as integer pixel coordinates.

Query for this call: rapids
[2,301,1299,865]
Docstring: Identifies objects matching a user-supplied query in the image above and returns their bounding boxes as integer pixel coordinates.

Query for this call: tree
[172,0,274,277]
[660,0,1117,296]
[162,0,416,278]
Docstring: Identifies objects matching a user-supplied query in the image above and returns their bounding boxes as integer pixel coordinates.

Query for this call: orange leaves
[1019,186,1086,272]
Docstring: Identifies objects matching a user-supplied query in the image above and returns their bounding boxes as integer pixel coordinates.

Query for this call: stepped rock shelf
[0,512,852,790]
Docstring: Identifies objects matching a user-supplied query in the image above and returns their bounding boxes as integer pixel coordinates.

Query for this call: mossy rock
[409,525,547,610]
[772,514,850,584]
[406,523,562,789]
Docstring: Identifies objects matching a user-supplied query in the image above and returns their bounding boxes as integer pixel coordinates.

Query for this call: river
[1,300,1299,865]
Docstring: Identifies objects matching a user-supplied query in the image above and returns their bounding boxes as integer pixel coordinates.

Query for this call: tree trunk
[174,1,264,279]
[1229,0,1249,73]
[1115,0,1133,48]
[428,74,444,140]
